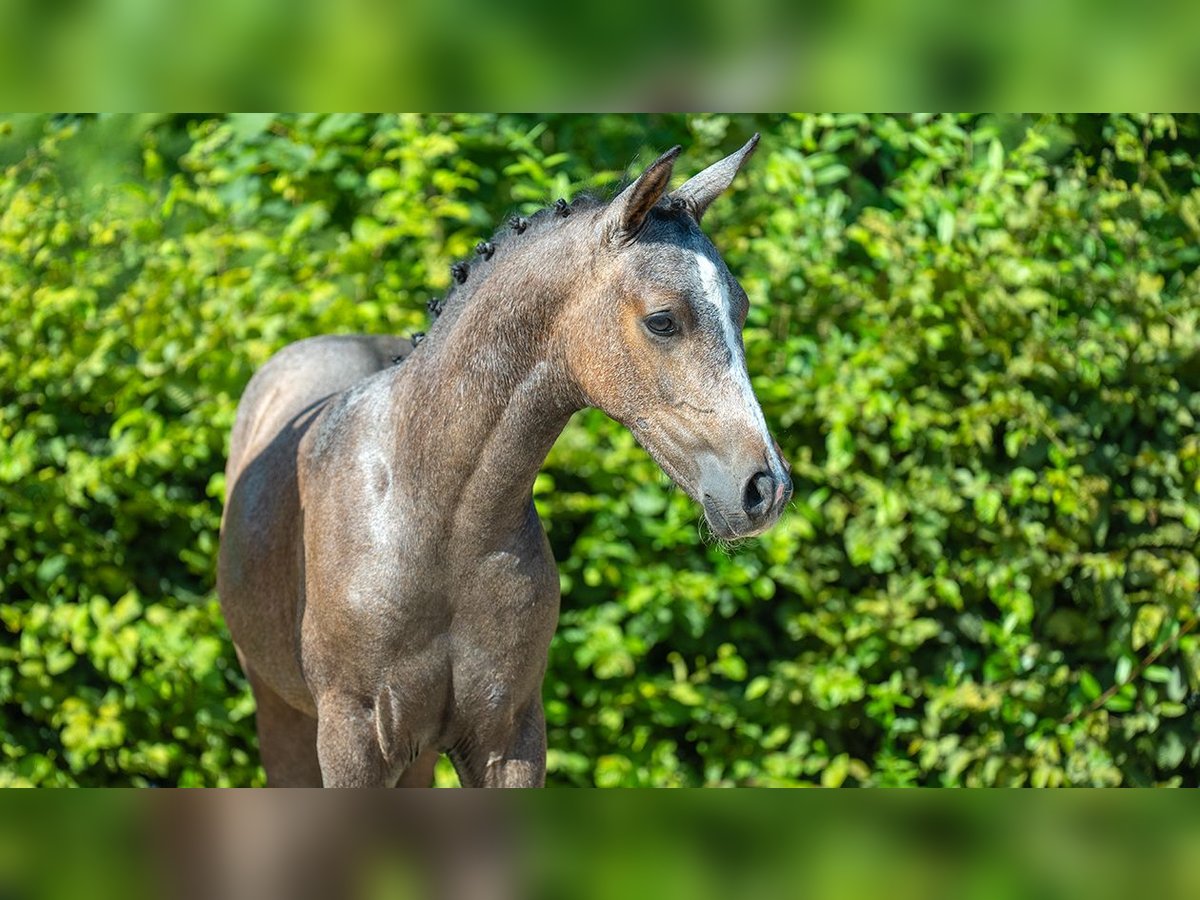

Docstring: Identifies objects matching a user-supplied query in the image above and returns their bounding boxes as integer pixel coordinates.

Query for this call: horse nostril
[742,471,775,521]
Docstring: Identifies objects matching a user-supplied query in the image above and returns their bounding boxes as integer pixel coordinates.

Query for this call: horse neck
[393,243,585,538]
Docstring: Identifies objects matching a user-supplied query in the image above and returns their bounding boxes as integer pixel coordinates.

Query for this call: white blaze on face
[694,251,781,473]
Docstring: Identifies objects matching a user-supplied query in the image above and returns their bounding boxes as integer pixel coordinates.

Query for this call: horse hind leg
[242,657,323,787]
[396,749,440,787]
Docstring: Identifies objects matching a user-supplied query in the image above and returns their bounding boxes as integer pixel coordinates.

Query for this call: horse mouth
[700,496,754,540]
[629,425,775,540]
[703,491,787,540]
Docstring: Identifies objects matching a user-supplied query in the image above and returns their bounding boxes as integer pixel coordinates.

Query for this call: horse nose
[742,470,777,523]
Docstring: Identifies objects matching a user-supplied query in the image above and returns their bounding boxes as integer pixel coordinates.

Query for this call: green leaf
[745,676,771,701]
[36,555,68,585]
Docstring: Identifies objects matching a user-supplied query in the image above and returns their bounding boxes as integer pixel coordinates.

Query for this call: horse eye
[644,312,678,337]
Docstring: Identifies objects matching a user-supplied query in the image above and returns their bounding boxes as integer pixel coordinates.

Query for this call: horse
[217,134,792,787]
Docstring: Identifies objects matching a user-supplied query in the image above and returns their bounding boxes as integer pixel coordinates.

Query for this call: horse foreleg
[315,693,392,787]
[451,700,546,788]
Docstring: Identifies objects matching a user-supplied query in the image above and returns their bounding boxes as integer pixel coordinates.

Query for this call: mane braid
[418,194,604,337]
[401,189,687,362]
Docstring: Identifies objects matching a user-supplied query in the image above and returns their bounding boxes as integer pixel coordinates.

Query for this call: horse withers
[217,135,792,787]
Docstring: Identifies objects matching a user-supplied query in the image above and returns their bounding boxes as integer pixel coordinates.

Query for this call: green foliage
[1,114,1197,786]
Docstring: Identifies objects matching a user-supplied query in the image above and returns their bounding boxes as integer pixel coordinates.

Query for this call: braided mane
[398,188,693,357]
[421,194,603,331]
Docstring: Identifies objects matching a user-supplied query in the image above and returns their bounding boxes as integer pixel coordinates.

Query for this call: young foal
[218,136,791,787]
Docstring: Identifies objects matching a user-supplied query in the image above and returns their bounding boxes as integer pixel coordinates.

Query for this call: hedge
[1,113,1197,786]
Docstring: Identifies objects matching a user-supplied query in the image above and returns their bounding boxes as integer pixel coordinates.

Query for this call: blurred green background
[0,113,1197,787]
[4,0,1199,109]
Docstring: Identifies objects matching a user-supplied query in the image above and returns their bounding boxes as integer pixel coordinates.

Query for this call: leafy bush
[1,113,1197,786]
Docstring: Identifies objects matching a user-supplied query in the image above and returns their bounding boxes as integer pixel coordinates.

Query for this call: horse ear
[670,133,760,222]
[604,145,682,240]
